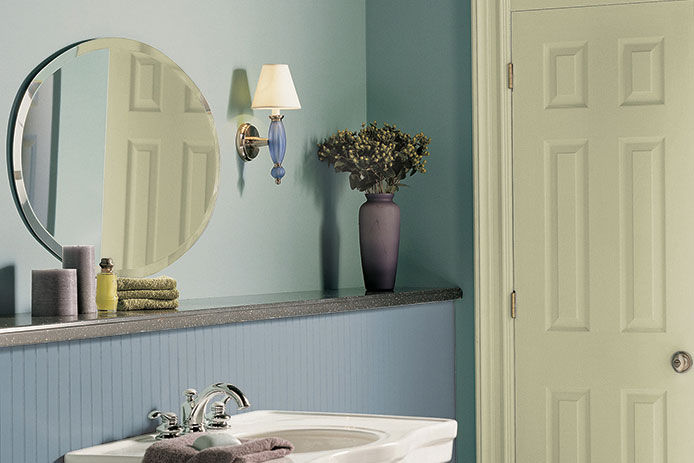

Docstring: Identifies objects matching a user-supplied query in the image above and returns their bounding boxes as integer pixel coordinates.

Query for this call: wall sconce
[236,64,301,184]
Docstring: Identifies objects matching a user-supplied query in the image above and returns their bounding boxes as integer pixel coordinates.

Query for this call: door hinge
[507,62,514,90]
[510,290,517,319]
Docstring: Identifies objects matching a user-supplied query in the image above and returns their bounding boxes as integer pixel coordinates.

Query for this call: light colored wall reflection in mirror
[56,49,108,252]
[16,38,220,277]
[22,73,56,232]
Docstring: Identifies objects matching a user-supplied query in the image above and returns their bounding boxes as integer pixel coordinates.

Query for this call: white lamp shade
[251,64,301,110]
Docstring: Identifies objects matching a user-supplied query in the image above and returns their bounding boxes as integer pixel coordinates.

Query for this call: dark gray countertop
[0,287,462,347]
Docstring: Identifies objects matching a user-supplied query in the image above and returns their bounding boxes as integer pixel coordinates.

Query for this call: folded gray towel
[117,298,179,311]
[117,276,177,291]
[117,289,180,300]
[142,433,293,463]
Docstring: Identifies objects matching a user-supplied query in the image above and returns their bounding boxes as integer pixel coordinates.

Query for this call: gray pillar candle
[62,245,97,314]
[31,269,78,318]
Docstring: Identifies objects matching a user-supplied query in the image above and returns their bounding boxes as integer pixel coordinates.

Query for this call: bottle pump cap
[99,258,114,273]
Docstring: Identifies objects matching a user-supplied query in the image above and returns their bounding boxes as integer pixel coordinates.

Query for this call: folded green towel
[117,276,177,291]
[117,289,180,300]
[117,298,179,311]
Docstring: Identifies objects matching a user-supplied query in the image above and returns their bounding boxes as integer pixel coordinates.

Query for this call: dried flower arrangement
[316,122,431,193]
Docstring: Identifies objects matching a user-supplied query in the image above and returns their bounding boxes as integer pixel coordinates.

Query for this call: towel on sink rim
[142,433,294,463]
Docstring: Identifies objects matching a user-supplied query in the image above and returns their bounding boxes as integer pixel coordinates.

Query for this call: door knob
[671,351,692,373]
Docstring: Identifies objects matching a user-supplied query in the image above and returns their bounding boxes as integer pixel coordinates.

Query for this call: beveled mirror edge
[7,38,221,275]
[7,39,89,260]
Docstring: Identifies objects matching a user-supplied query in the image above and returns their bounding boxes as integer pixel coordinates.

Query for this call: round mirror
[8,38,220,277]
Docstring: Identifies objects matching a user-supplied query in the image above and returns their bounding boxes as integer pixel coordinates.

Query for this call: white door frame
[472,2,685,462]
[472,1,515,462]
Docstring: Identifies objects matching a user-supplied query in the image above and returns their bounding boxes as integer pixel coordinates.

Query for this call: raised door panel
[619,137,665,333]
[129,53,163,112]
[180,143,216,244]
[621,390,667,463]
[543,139,590,331]
[618,37,664,106]
[546,389,591,463]
[543,42,588,109]
[123,140,160,269]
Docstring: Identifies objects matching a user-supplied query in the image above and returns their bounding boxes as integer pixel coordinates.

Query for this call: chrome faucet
[148,410,183,439]
[181,382,250,434]
[149,382,250,439]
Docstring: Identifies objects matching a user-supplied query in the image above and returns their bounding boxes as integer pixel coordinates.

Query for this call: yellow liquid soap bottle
[96,257,118,312]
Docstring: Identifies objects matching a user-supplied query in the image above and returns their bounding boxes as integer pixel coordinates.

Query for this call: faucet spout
[188,382,250,430]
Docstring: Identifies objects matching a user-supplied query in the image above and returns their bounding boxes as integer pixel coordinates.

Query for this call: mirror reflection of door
[513,1,694,461]
[101,45,217,275]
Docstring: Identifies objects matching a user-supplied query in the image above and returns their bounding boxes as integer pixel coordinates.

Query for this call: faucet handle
[181,388,203,433]
[148,410,183,439]
[148,409,179,424]
[184,389,198,401]
[205,401,232,430]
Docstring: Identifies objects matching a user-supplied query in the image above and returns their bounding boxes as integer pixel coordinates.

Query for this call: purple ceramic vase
[358,193,400,292]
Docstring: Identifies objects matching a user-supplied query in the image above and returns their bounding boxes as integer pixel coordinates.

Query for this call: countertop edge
[0,287,462,348]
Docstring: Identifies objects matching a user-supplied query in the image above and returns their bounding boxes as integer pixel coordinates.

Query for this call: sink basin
[243,428,382,453]
[65,410,457,462]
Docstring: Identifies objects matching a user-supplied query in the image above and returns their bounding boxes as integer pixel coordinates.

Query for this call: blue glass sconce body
[235,115,293,185]
[268,115,286,184]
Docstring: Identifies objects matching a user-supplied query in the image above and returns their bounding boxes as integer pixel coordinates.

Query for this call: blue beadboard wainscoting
[0,301,455,463]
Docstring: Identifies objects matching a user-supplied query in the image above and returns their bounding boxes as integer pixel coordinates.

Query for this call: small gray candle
[62,245,96,314]
[31,269,78,318]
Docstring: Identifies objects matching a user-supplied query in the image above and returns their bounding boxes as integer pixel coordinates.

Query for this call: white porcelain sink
[243,428,382,453]
[65,410,457,462]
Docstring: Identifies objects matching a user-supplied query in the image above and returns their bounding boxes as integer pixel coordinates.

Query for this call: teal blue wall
[0,0,367,312]
[0,1,469,461]
[365,0,474,461]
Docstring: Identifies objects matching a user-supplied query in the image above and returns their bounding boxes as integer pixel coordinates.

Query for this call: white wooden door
[513,2,694,462]
[100,42,218,276]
